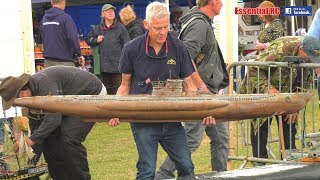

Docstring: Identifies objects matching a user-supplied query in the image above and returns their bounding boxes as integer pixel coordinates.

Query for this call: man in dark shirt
[0,66,106,180]
[108,2,216,179]
[40,0,84,67]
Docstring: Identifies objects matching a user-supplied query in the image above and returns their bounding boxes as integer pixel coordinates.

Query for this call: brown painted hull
[13,93,312,122]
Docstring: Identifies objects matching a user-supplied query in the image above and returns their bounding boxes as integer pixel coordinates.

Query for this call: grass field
[85,123,212,179]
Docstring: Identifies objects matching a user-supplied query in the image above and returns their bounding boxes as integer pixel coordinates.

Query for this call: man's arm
[65,15,81,58]
[183,76,197,96]
[116,73,132,96]
[108,73,132,126]
[190,60,209,93]
[85,26,101,46]
[28,113,62,145]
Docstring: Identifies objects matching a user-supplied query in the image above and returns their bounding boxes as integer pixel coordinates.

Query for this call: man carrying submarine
[108,2,217,179]
[0,66,106,180]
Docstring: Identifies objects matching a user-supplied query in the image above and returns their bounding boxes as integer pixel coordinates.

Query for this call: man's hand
[78,56,85,69]
[97,35,104,43]
[284,112,299,124]
[108,118,120,126]
[25,137,35,147]
[268,87,279,94]
[13,137,34,154]
[197,84,209,92]
[202,116,216,127]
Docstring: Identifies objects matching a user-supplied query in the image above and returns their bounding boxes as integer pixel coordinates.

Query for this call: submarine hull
[13,93,311,122]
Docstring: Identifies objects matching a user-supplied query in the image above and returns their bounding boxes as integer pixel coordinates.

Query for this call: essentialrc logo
[235,0,280,15]
[235,7,280,15]
[284,6,312,16]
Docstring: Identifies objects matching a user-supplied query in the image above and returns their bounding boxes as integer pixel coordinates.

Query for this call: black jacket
[125,18,146,40]
[28,66,103,143]
[86,20,130,73]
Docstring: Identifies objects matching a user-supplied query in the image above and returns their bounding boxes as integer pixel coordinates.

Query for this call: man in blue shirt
[108,2,216,179]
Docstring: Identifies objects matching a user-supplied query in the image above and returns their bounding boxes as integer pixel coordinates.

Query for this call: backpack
[179,15,229,91]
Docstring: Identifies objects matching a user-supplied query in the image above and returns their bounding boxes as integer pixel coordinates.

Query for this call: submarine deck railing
[226,58,320,169]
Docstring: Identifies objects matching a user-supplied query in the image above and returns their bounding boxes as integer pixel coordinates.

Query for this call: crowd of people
[1,0,320,179]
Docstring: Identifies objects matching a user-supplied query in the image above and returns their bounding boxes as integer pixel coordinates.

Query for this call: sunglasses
[145,35,168,59]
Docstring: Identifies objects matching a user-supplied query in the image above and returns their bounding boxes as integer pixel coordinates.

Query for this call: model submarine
[12,80,312,122]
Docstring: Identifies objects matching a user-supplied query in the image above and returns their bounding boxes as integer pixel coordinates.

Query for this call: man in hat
[0,66,106,180]
[240,35,320,160]
[86,4,130,95]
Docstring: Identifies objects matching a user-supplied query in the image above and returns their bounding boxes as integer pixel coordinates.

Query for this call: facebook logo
[285,8,292,15]
[284,6,312,16]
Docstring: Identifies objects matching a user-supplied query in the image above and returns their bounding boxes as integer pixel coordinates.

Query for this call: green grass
[85,123,212,179]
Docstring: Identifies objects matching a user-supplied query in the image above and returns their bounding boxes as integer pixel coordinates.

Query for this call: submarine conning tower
[151,79,183,96]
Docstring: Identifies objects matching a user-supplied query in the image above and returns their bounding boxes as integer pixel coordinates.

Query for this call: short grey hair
[145,1,170,23]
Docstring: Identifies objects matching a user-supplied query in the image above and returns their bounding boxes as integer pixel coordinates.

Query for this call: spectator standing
[241,36,320,159]
[169,5,183,36]
[109,2,216,179]
[119,5,146,40]
[251,0,285,160]
[86,4,130,94]
[256,1,284,52]
[156,0,229,179]
[40,0,84,68]
[0,66,107,180]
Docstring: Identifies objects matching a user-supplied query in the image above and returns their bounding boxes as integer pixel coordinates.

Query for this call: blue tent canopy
[32,0,196,38]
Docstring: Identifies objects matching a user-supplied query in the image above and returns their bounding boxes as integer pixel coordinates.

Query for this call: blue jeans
[155,122,229,179]
[130,122,194,180]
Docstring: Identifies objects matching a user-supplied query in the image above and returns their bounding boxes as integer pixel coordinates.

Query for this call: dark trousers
[60,116,95,180]
[251,116,297,159]
[29,119,67,179]
[100,73,122,95]
[29,116,94,180]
